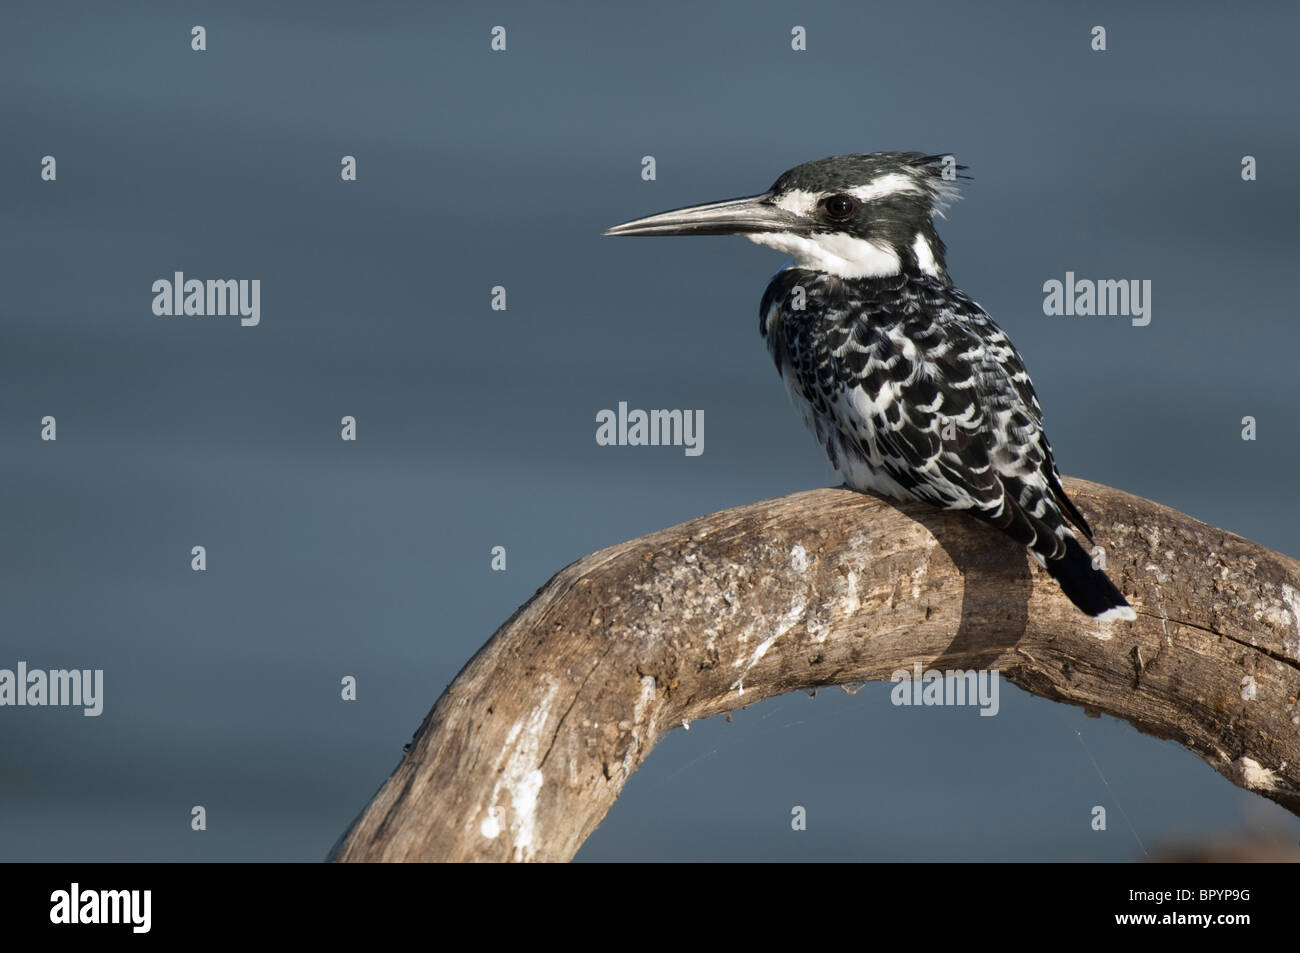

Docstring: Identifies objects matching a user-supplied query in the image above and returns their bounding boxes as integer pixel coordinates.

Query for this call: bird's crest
[770,151,968,216]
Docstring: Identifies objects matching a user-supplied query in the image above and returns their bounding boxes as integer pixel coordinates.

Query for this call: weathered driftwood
[332,478,1300,862]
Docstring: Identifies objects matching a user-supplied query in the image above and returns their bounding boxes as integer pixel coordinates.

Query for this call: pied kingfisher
[605,152,1135,621]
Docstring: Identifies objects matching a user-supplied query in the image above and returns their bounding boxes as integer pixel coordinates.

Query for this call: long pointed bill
[603,193,801,237]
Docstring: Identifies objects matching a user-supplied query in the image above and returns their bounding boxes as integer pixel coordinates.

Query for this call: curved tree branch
[331,478,1300,862]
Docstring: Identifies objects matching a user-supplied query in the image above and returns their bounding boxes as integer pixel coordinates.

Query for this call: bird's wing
[954,304,1094,541]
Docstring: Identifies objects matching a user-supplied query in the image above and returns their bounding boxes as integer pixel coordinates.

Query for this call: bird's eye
[822,193,858,220]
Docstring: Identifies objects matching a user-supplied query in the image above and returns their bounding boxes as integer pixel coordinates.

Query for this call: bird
[604,152,1136,621]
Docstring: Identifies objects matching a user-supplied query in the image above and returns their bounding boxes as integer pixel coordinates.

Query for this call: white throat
[746,231,901,279]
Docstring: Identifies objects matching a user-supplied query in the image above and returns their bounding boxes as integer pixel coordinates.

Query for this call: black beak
[603,193,801,237]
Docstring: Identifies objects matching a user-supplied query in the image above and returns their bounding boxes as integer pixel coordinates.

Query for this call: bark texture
[332,478,1300,862]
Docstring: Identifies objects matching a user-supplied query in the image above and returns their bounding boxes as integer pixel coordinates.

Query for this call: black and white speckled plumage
[761,267,1086,563]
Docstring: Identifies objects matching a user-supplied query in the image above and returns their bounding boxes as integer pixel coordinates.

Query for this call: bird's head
[604,152,963,281]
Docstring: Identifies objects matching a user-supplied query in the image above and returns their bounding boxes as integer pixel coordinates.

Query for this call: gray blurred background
[2,0,1298,861]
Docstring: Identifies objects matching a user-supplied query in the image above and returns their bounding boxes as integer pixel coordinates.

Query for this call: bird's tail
[1042,534,1136,621]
